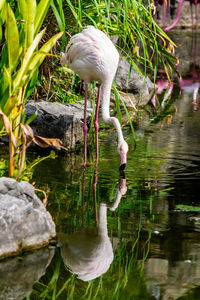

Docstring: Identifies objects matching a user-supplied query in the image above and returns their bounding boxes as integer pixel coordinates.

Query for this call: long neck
[98,203,108,237]
[165,0,184,31]
[101,81,124,144]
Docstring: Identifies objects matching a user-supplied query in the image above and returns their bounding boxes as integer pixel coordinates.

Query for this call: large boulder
[115,57,154,107]
[0,177,56,259]
[25,101,92,150]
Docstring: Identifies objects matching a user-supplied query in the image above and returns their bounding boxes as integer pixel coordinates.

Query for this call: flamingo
[154,0,171,28]
[165,0,199,31]
[58,169,127,281]
[61,26,128,170]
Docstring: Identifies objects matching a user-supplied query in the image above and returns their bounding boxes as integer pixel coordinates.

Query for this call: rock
[115,57,154,106]
[0,247,55,300]
[25,101,92,150]
[0,177,56,259]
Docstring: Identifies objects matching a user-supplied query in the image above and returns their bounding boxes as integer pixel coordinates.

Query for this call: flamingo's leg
[165,0,185,31]
[162,0,166,28]
[168,0,171,23]
[191,2,194,28]
[93,167,98,227]
[94,84,101,160]
[195,0,198,31]
[83,83,88,165]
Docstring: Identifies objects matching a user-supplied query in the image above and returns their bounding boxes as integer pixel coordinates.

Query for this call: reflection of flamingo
[177,33,200,110]
[178,64,200,110]
[61,26,128,170]
[59,169,127,281]
[154,0,171,27]
[152,69,174,108]
[165,0,200,31]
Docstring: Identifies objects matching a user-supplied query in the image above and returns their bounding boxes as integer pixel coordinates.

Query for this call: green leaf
[51,0,67,46]
[0,21,2,42]
[0,0,6,11]
[13,28,46,91]
[5,4,19,73]
[176,205,200,212]
[25,108,38,125]
[28,31,63,73]
[34,0,51,35]
[24,69,38,100]
[17,0,27,20]
[27,0,37,47]
[0,69,9,110]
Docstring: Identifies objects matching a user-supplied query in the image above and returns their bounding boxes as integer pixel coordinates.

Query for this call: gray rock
[115,57,154,106]
[0,247,55,300]
[25,101,92,150]
[0,177,56,259]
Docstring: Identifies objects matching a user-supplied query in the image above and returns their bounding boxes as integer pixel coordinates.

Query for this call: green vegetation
[176,205,200,212]
[0,0,63,177]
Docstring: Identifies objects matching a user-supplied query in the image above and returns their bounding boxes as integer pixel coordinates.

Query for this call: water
[1,32,200,299]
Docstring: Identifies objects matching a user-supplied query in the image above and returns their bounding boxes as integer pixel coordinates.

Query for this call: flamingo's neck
[101,81,124,144]
[165,0,184,31]
[98,203,108,237]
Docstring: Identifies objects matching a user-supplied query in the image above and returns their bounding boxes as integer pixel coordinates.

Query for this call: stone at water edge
[0,177,56,259]
[25,101,92,150]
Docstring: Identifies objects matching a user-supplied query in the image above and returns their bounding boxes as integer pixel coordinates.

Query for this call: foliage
[0,0,63,177]
[176,205,200,212]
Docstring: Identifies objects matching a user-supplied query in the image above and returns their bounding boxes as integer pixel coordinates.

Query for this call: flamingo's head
[60,52,68,65]
[118,140,128,171]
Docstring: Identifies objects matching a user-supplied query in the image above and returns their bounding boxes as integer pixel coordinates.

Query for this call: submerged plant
[0,0,63,178]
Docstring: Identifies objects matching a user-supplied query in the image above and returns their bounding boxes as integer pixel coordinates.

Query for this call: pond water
[1,32,200,300]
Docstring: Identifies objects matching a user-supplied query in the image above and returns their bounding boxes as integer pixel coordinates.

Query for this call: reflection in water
[0,247,54,300]
[59,168,127,281]
[152,68,174,108]
[177,33,200,110]
[165,0,200,31]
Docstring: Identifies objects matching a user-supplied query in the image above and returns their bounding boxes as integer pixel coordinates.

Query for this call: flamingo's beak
[60,52,66,65]
[119,152,127,171]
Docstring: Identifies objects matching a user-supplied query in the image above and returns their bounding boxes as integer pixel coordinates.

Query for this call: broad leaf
[13,28,46,92]
[34,0,51,35]
[5,4,19,73]
[0,0,5,11]
[28,32,63,74]
[27,0,37,47]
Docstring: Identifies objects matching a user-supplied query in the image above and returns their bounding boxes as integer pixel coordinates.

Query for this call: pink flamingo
[155,0,171,28]
[61,26,128,170]
[165,0,199,31]
[59,169,127,281]
[178,64,200,110]
[152,69,174,108]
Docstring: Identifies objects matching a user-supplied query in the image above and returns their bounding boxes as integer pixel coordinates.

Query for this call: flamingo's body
[61,26,128,170]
